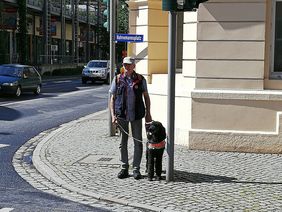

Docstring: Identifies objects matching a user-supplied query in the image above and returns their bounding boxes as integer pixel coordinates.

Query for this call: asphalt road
[0,79,111,211]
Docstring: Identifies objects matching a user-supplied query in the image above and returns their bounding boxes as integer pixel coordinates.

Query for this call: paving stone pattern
[14,111,282,211]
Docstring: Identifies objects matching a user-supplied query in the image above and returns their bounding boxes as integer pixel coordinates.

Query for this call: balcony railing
[27,0,43,9]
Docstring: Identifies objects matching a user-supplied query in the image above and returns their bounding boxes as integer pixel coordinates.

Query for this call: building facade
[128,0,282,153]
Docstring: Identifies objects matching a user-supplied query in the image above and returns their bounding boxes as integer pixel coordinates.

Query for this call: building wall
[195,1,265,90]
[190,0,282,154]
[128,0,282,153]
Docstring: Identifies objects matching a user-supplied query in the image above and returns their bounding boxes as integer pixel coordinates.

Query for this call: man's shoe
[155,176,162,181]
[133,170,142,180]
[118,169,129,179]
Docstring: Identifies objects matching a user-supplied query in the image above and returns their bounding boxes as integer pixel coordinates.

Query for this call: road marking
[0,144,10,149]
[53,86,107,97]
[0,208,14,212]
[53,80,73,83]
[0,86,108,107]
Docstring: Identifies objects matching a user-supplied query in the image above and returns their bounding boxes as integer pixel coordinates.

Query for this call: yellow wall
[128,0,168,83]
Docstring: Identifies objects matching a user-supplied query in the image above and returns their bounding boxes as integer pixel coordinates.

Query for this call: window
[273,0,282,73]
[87,61,108,68]
[29,67,38,77]
[23,68,30,78]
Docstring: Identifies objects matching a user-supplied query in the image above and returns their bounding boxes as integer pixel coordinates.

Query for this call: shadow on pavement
[0,106,21,121]
[0,93,57,102]
[175,170,237,183]
[0,132,12,135]
[175,170,282,185]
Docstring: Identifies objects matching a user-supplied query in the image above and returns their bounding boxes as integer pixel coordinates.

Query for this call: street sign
[115,33,144,42]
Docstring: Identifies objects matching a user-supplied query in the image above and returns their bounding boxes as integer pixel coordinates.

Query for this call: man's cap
[123,56,135,64]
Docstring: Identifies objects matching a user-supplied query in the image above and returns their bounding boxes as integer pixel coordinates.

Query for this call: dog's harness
[148,140,166,149]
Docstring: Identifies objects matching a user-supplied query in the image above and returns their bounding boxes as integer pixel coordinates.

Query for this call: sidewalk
[18,110,282,211]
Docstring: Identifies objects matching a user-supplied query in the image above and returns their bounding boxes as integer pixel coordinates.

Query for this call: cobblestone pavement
[13,110,282,211]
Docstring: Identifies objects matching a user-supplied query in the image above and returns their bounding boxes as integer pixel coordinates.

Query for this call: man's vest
[114,72,145,120]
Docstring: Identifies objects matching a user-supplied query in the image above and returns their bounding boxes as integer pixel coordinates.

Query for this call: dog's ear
[152,121,166,142]
[159,124,166,141]
[147,124,155,140]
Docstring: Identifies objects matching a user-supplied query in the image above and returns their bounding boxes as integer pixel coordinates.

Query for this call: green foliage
[117,0,128,33]
[51,66,83,76]
[0,2,3,24]
[116,0,128,63]
[17,0,28,64]
[97,26,110,59]
[42,71,52,76]
[0,2,6,64]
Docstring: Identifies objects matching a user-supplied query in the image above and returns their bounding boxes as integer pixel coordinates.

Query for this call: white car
[81,60,110,84]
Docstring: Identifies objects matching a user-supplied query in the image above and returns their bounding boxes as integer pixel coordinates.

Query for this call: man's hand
[112,115,117,124]
[145,112,152,123]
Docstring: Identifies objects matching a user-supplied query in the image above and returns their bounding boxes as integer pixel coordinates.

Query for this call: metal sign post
[166,11,177,182]
[109,0,116,136]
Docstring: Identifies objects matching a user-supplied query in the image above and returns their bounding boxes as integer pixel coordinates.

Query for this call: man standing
[110,56,152,180]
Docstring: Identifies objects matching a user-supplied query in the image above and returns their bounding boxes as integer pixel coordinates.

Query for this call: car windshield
[87,61,107,68]
[0,66,22,77]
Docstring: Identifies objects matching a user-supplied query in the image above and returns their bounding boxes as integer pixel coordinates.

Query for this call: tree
[98,26,110,59]
[0,2,6,64]
[116,0,129,63]
[17,0,28,64]
[117,0,128,33]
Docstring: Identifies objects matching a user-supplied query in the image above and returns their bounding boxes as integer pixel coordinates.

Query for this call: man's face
[123,63,135,75]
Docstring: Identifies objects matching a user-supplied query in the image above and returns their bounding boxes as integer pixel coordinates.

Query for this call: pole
[109,0,116,136]
[43,0,49,64]
[166,11,177,182]
[61,0,65,63]
[86,0,90,62]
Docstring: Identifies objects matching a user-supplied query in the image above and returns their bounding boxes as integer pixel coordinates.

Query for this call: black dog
[145,121,166,181]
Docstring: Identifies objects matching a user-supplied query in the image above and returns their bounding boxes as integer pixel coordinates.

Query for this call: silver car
[81,60,110,84]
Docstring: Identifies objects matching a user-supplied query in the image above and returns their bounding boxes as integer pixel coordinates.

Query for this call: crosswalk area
[0,208,14,212]
[0,144,10,149]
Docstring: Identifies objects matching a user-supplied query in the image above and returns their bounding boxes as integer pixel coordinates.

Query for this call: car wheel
[15,86,22,97]
[104,74,110,85]
[34,85,41,95]
[82,78,87,84]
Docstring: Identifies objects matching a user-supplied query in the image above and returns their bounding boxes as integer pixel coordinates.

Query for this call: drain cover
[78,155,119,165]
[97,157,113,162]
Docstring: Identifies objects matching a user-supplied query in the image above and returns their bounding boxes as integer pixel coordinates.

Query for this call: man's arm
[110,94,116,123]
[109,76,117,123]
[143,91,152,122]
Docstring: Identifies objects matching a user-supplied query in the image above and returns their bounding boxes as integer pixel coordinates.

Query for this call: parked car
[0,64,42,97]
[81,60,110,84]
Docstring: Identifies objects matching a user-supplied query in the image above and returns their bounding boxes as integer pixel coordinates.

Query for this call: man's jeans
[118,118,143,171]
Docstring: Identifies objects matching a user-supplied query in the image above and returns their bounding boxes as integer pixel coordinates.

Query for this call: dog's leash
[115,117,168,144]
[115,118,146,144]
